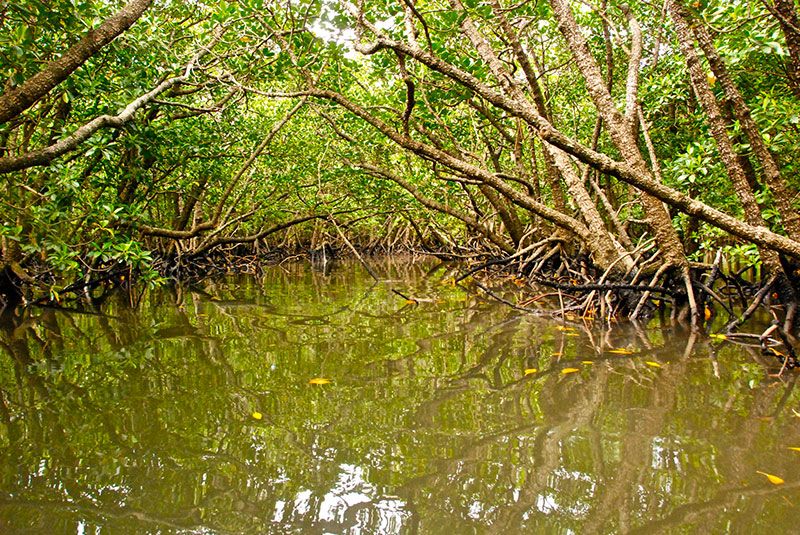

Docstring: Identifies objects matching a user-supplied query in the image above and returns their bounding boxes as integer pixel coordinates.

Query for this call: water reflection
[0,259,798,533]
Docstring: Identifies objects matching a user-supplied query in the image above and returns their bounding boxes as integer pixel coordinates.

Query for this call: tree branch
[0,34,221,175]
[0,0,153,125]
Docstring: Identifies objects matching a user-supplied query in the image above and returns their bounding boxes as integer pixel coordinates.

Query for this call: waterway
[0,259,798,533]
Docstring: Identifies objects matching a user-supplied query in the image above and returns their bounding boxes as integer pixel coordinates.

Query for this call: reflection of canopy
[0,261,796,532]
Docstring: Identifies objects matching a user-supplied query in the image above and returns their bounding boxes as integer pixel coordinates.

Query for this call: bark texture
[0,0,153,125]
[673,0,800,240]
[548,0,688,268]
[772,0,800,99]
[669,1,780,271]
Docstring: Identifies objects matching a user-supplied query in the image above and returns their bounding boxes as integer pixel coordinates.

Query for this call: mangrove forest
[2,0,800,532]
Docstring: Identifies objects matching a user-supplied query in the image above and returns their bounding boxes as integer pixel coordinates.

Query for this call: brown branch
[353,161,514,252]
[188,213,339,257]
[212,97,307,223]
[0,0,153,125]
[0,34,221,175]
[283,6,800,258]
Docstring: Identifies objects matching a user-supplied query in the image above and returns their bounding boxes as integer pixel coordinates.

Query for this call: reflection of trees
[629,480,800,535]
[0,262,799,532]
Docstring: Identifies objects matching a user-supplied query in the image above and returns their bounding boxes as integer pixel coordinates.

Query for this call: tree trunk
[336,2,800,258]
[773,0,800,99]
[669,2,781,272]
[457,0,630,271]
[675,0,800,240]
[548,0,688,268]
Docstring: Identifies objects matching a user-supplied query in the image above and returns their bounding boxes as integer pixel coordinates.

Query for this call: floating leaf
[581,360,593,365]
[561,368,580,374]
[309,377,331,385]
[252,412,263,420]
[524,368,537,375]
[645,361,662,368]
[788,447,800,452]
[608,348,634,355]
[756,471,784,485]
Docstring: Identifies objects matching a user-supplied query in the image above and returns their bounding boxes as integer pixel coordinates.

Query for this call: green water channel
[0,259,798,533]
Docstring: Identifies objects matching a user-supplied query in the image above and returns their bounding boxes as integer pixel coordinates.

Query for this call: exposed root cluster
[458,243,800,371]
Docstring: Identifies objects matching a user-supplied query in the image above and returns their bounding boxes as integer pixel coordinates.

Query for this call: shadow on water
[0,258,799,533]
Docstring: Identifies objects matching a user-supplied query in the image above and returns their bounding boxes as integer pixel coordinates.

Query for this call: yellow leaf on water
[788,447,800,452]
[645,361,662,368]
[756,471,785,485]
[309,377,331,385]
[561,368,580,374]
[524,368,538,375]
[582,360,594,365]
[252,412,263,420]
[608,348,634,355]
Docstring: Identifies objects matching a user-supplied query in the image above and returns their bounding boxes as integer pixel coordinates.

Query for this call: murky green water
[1,259,798,534]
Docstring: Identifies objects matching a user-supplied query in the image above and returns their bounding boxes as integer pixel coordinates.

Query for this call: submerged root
[760,320,799,372]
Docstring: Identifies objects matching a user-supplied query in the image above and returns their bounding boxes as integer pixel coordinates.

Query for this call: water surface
[1,259,798,533]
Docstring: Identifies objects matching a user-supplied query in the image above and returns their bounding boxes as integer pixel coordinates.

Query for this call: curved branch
[353,161,514,252]
[188,213,337,257]
[0,36,220,175]
[0,0,153,125]
[329,3,800,258]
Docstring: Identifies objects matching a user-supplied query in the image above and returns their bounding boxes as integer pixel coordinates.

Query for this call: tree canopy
[2,0,800,324]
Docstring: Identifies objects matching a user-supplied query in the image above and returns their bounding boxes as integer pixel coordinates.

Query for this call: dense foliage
[2,0,800,324]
